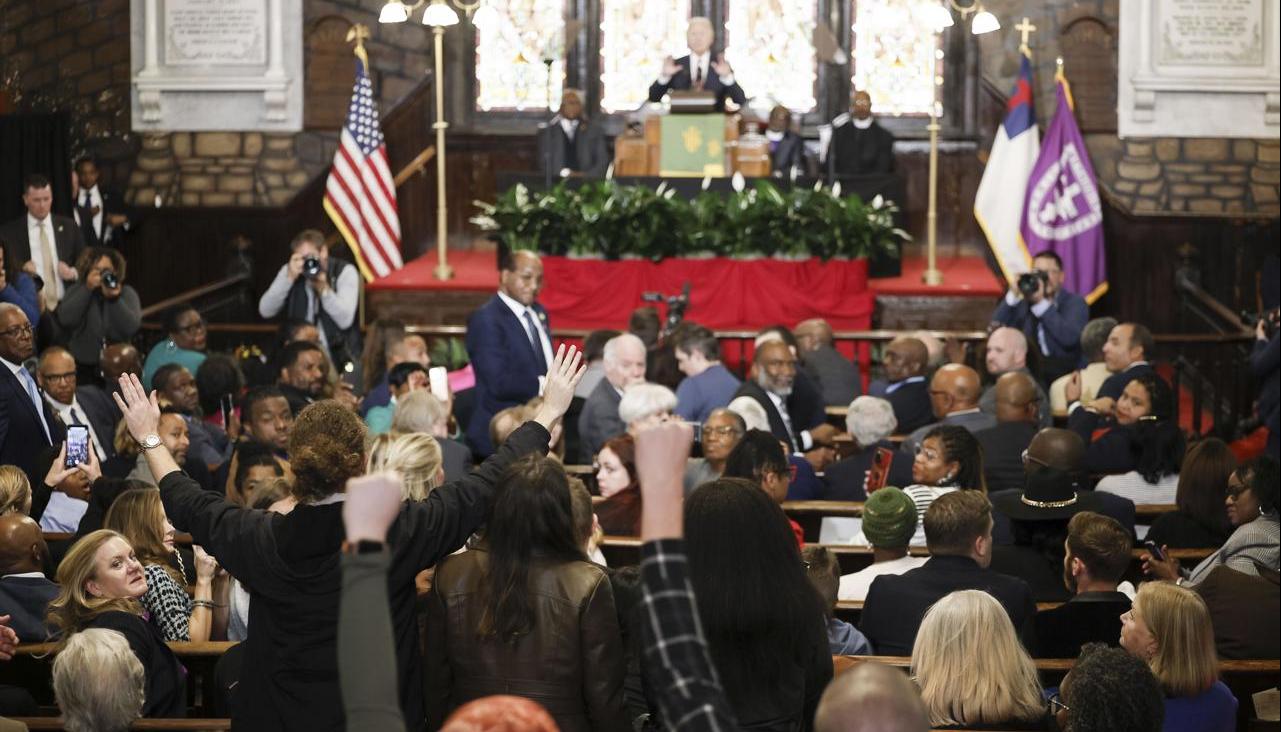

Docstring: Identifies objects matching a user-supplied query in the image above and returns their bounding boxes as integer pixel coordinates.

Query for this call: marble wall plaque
[1159,0,1263,66]
[166,0,268,66]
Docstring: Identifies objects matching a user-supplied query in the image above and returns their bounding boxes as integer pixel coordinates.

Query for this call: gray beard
[757,371,791,398]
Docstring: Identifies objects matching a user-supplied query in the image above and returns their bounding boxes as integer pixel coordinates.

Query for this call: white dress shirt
[26,214,66,301]
[559,118,579,139]
[497,290,554,374]
[39,492,88,533]
[75,184,105,241]
[765,389,814,452]
[838,555,929,601]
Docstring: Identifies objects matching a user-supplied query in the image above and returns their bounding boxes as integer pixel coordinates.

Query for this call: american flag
[323,53,402,281]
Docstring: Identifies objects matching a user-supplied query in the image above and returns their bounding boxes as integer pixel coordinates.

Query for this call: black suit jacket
[868,378,934,435]
[990,544,1072,603]
[0,575,59,642]
[73,186,130,247]
[732,375,826,454]
[439,437,474,483]
[1067,408,1137,475]
[821,440,914,500]
[71,385,119,459]
[465,294,551,457]
[1032,592,1130,658]
[1095,363,1155,401]
[0,363,66,488]
[976,421,1039,495]
[769,131,805,175]
[861,555,1036,656]
[0,214,85,279]
[827,118,895,177]
[647,55,747,110]
[536,118,609,178]
[577,378,625,463]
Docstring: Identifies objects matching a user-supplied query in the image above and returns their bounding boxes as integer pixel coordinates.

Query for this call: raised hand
[662,55,681,78]
[635,421,695,541]
[344,472,405,544]
[113,373,161,443]
[532,344,585,431]
[711,54,732,77]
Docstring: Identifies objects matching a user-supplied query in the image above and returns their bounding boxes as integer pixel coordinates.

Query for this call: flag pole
[922,29,943,286]
[432,24,454,281]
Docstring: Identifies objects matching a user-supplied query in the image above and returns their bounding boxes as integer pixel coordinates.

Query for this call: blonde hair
[0,465,32,515]
[911,590,1045,727]
[103,488,183,587]
[53,628,145,732]
[366,432,443,501]
[391,389,449,435]
[45,530,142,639]
[113,419,140,460]
[1134,582,1219,697]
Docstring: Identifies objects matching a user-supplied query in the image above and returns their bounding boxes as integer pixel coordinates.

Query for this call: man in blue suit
[0,304,65,488]
[991,251,1089,385]
[465,251,554,457]
[647,17,747,111]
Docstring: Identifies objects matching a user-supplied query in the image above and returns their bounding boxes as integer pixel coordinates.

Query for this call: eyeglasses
[40,370,76,383]
[1021,449,1050,469]
[0,323,33,339]
[701,425,742,438]
[1226,479,1250,499]
[914,444,942,462]
[1048,692,1070,713]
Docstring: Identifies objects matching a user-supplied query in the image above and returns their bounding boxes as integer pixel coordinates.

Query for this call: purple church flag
[1020,72,1108,303]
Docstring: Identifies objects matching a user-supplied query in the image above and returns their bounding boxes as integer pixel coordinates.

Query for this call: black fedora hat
[991,468,1085,521]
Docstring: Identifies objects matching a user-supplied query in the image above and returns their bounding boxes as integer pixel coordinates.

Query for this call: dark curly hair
[1128,374,1185,485]
[1237,455,1279,515]
[288,400,366,502]
[1062,644,1164,732]
[922,424,987,492]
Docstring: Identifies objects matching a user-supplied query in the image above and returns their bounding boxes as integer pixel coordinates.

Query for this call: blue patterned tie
[523,310,548,374]
[18,368,52,442]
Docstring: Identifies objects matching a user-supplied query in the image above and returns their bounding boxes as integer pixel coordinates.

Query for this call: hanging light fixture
[928,1,1000,35]
[970,8,1001,35]
[470,3,500,32]
[422,0,460,27]
[378,1,409,24]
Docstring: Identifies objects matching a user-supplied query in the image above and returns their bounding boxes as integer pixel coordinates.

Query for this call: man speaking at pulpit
[647,17,747,111]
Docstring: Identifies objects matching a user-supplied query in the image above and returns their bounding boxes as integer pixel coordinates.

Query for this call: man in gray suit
[902,364,996,454]
[578,333,646,462]
[536,88,609,180]
[0,173,85,314]
[794,318,860,407]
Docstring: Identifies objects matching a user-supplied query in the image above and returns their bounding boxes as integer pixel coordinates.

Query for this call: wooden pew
[12,720,231,731]
[833,600,1062,625]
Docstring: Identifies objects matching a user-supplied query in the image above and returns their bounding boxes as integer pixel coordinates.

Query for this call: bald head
[994,371,1039,424]
[1026,427,1086,475]
[794,319,833,352]
[884,337,928,382]
[985,327,1028,376]
[929,363,981,416]
[815,662,929,732]
[101,343,142,385]
[0,514,48,576]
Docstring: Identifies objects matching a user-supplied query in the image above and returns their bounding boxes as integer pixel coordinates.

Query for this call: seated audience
[0,513,58,641]
[52,628,146,732]
[979,327,1051,428]
[595,434,641,536]
[103,487,219,642]
[733,339,836,460]
[111,345,582,729]
[425,454,627,730]
[802,545,872,655]
[45,530,186,717]
[794,318,861,408]
[1052,643,1164,732]
[618,382,677,435]
[38,345,117,460]
[366,432,443,501]
[1033,512,1132,658]
[1094,322,1155,401]
[0,242,40,326]
[574,329,620,400]
[990,250,1090,386]
[238,385,293,459]
[867,336,933,434]
[1050,317,1117,414]
[902,424,986,545]
[275,339,329,416]
[356,317,406,416]
[365,361,428,435]
[685,478,833,729]
[1120,582,1238,732]
[672,325,740,423]
[683,407,744,494]
[976,371,1043,495]
[1144,456,1279,585]
[860,491,1035,655]
[723,429,804,546]
[579,333,646,462]
[152,363,228,474]
[837,487,927,601]
[814,661,930,732]
[912,590,1051,730]
[0,466,31,515]
[902,364,995,455]
[226,440,286,506]
[822,396,912,501]
[1193,564,1280,660]
[392,389,474,482]
[1070,373,1183,484]
[142,304,207,390]
[1147,437,1235,549]
[56,247,141,383]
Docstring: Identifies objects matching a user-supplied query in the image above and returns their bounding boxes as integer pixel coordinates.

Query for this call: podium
[614,112,771,178]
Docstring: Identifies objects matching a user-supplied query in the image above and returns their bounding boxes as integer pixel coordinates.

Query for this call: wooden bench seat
[11,719,231,731]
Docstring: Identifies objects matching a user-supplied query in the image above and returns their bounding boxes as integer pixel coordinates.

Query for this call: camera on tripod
[641,282,692,339]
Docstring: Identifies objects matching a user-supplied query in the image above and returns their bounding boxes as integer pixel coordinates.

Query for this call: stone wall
[978,0,1280,216]
[2,0,431,208]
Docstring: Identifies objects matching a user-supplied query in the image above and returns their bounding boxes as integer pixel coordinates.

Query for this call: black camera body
[302,256,323,280]
[1017,270,1048,298]
[101,271,119,290]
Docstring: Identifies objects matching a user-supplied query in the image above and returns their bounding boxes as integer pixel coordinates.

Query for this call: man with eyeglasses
[0,304,65,488]
[143,304,208,391]
[37,346,116,461]
[732,339,837,468]
[991,251,1089,386]
[682,408,745,494]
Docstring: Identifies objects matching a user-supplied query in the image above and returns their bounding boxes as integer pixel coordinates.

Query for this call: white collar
[853,116,874,130]
[948,407,983,417]
[765,130,785,142]
[1,572,46,580]
[48,394,76,412]
[27,213,50,230]
[496,290,534,320]
[310,492,347,507]
[0,355,25,378]
[1125,361,1149,371]
[83,185,100,198]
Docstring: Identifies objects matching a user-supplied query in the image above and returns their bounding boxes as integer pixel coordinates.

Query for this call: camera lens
[102,272,119,290]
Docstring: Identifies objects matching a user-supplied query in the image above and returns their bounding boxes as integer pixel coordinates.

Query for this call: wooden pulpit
[613,112,770,178]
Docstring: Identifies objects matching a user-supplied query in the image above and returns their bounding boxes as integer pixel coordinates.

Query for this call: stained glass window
[474,0,567,112]
[723,0,818,113]
[600,0,691,113]
[852,0,941,116]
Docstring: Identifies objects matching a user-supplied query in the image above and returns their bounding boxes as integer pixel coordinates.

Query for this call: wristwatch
[140,434,163,451]
[342,540,387,555]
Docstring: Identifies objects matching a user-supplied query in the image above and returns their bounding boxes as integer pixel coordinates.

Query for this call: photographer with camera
[991,251,1089,386]
[55,246,141,385]
[257,229,361,373]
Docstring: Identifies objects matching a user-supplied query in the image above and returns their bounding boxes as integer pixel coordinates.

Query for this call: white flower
[732,171,746,192]
[872,194,884,209]
[605,163,615,180]
[831,181,842,198]
[701,175,712,191]
[514,183,528,207]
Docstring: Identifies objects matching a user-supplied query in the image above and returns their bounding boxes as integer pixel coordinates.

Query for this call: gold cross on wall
[1015,17,1037,53]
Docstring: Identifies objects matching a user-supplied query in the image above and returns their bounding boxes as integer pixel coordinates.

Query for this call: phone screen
[429,367,449,402]
[65,426,90,468]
